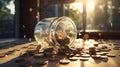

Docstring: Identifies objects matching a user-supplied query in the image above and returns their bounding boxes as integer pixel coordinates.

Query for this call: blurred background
[0,0,120,39]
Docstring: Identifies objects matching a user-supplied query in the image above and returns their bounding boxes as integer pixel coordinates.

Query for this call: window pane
[40,0,120,32]
[64,2,83,30]
[0,0,15,38]
[40,3,83,30]
[40,4,61,19]
[86,0,120,32]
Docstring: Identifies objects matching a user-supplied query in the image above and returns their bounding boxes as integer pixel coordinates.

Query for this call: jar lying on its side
[34,16,77,52]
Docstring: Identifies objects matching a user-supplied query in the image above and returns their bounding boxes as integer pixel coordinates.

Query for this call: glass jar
[34,16,77,51]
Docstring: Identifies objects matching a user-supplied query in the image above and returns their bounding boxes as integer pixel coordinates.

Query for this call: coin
[81,54,90,58]
[107,54,116,57]
[91,55,101,59]
[59,59,70,64]
[79,57,89,61]
[68,57,78,61]
[101,56,108,59]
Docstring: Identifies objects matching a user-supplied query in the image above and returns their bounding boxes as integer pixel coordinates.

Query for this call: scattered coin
[79,57,89,61]
[107,54,116,57]
[66,53,74,57]
[59,59,70,64]
[74,54,81,57]
[83,50,89,54]
[96,52,109,55]
[81,54,90,58]
[91,55,101,59]
[96,52,104,55]
[68,57,78,61]
[101,56,108,59]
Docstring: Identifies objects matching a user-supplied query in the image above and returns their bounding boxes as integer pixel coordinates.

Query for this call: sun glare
[70,0,95,13]
[86,0,95,12]
[6,1,15,14]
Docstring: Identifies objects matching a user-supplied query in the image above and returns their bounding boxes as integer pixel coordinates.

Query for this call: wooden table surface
[0,39,120,67]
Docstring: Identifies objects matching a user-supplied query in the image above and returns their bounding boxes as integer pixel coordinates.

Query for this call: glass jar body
[34,16,77,51]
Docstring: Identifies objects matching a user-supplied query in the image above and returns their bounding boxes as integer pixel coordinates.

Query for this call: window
[86,0,120,32]
[64,0,120,32]
[0,0,15,38]
[40,3,83,30]
[40,0,120,39]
